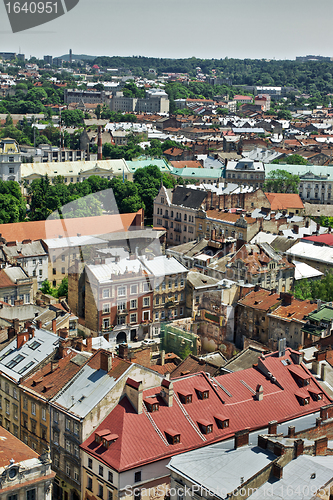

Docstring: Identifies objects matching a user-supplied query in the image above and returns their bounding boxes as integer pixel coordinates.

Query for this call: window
[117,301,126,311]
[6,354,24,369]
[54,454,59,468]
[33,270,37,277]
[130,284,138,294]
[65,418,71,430]
[23,396,28,410]
[108,471,113,483]
[26,490,36,500]
[143,282,150,292]
[13,404,18,420]
[5,400,9,415]
[74,468,79,482]
[103,303,110,314]
[53,431,59,445]
[130,299,137,309]
[108,490,113,500]
[66,440,71,453]
[103,318,110,329]
[130,313,137,324]
[117,286,126,297]
[74,422,79,436]
[88,458,93,469]
[87,476,93,491]
[13,387,18,400]
[61,267,65,274]
[39,269,43,277]
[66,462,71,477]
[31,420,36,434]
[31,402,36,415]
[134,471,141,483]
[53,411,59,423]
[143,297,150,307]
[62,254,65,262]
[98,484,104,498]
[103,288,110,298]
[99,465,104,477]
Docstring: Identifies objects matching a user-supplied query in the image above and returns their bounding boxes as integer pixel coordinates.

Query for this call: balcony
[174,228,181,233]
[117,309,128,316]
[163,214,169,219]
[175,216,182,222]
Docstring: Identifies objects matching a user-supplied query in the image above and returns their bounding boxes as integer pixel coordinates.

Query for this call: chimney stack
[86,336,93,351]
[255,384,263,401]
[125,378,143,414]
[98,126,103,160]
[100,351,112,372]
[58,328,68,339]
[17,331,29,349]
[36,320,42,330]
[268,420,277,434]
[234,429,249,449]
[52,318,57,334]
[161,379,173,407]
[119,343,129,360]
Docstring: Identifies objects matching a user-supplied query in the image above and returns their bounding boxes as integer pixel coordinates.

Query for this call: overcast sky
[0,0,332,61]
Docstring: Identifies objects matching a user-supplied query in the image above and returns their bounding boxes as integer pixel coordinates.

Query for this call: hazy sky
[0,0,333,61]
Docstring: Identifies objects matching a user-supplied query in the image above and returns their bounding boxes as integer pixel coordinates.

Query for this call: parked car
[141,339,156,347]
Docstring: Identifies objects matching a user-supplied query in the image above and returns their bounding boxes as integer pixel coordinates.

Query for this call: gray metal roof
[249,455,333,499]
[187,271,219,289]
[51,362,132,418]
[2,241,47,258]
[141,255,188,279]
[0,328,59,382]
[168,444,276,499]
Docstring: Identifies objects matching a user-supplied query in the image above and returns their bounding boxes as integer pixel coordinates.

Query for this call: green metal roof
[305,305,333,322]
[125,158,171,173]
[169,167,224,179]
[265,164,333,180]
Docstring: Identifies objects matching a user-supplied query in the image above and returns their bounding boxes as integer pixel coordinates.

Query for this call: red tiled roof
[0,213,139,243]
[264,193,304,210]
[21,351,86,398]
[170,161,202,169]
[238,288,280,310]
[80,349,331,472]
[269,298,317,323]
[0,269,16,288]
[0,426,38,467]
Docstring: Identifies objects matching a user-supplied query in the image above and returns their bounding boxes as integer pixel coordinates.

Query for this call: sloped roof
[171,186,207,209]
[80,349,331,472]
[265,193,304,210]
[0,213,138,243]
[171,354,221,378]
[0,427,38,467]
[238,288,281,310]
[269,298,317,323]
[303,234,333,246]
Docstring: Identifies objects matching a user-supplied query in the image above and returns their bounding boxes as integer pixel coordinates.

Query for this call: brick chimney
[36,320,42,330]
[86,336,93,351]
[58,328,68,339]
[27,326,35,338]
[315,436,328,456]
[100,351,112,372]
[288,426,295,437]
[234,429,249,449]
[52,319,57,334]
[119,343,129,360]
[125,378,143,414]
[255,384,263,401]
[272,463,283,479]
[17,331,29,349]
[13,318,20,333]
[268,420,277,434]
[161,379,173,407]
[294,439,304,458]
[50,360,59,372]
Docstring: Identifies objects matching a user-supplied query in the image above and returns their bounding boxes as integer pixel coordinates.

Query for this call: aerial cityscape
[1,3,333,499]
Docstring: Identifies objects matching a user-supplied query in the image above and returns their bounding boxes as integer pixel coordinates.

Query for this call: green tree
[57,276,68,299]
[263,170,300,193]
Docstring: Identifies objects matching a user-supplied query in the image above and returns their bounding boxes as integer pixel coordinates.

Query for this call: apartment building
[0,137,22,182]
[0,266,34,305]
[110,89,169,114]
[80,348,331,500]
[153,185,207,245]
[225,159,265,188]
[0,325,59,439]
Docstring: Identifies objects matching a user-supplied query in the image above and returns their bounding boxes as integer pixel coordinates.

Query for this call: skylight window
[0,349,14,362]
[29,341,41,350]
[6,354,25,369]
[18,361,34,374]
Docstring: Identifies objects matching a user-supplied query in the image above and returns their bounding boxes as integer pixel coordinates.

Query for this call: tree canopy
[263,169,300,193]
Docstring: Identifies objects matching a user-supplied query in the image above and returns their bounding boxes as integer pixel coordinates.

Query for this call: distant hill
[58,54,96,62]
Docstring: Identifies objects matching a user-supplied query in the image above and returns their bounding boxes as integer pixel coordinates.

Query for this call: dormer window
[308,387,323,401]
[198,419,213,434]
[165,429,181,444]
[196,388,209,400]
[295,390,310,406]
[144,398,159,412]
[178,392,192,404]
[95,429,112,444]
[215,414,229,429]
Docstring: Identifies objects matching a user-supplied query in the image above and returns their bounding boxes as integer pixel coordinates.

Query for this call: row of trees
[294,274,333,302]
[27,166,177,221]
